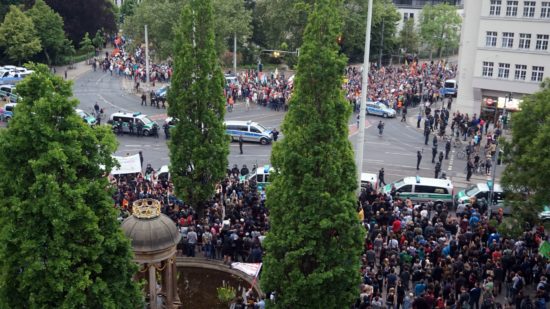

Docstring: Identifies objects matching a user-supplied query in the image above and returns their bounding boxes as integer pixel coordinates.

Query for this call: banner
[230,262,262,277]
[111,154,142,175]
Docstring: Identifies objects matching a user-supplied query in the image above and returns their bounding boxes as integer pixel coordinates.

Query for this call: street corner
[348,119,371,137]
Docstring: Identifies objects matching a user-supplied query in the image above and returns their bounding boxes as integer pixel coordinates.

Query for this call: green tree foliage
[419,3,461,58]
[0,64,142,308]
[399,18,419,54]
[501,79,550,222]
[122,0,182,60]
[261,0,364,307]
[27,0,68,65]
[79,32,94,54]
[120,0,138,21]
[92,29,105,49]
[0,5,41,64]
[45,0,117,47]
[167,0,229,214]
[0,0,33,21]
[212,0,252,55]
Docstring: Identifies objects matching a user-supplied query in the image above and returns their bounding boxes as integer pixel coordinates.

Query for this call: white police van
[225,120,273,145]
[381,176,454,206]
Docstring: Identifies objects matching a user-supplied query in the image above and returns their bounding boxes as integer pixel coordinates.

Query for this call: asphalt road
[72,69,499,191]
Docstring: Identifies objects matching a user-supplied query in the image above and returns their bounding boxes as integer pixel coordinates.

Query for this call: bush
[216,282,236,305]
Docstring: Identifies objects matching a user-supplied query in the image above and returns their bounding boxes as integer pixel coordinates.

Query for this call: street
[71,68,500,191]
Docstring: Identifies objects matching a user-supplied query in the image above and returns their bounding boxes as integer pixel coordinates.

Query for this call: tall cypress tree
[168,0,229,214]
[0,64,142,308]
[261,0,364,307]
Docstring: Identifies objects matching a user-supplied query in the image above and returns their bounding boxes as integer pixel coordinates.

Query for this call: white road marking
[384,152,416,156]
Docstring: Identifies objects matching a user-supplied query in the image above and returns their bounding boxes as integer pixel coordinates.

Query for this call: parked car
[1,102,17,121]
[366,101,396,118]
[75,109,97,126]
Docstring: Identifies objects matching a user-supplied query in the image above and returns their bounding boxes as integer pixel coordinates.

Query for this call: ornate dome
[121,199,181,253]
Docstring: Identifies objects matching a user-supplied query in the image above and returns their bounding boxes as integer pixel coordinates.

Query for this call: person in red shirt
[392,218,401,234]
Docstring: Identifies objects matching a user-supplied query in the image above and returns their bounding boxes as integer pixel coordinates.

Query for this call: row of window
[485,31,549,50]
[482,62,545,81]
[490,0,550,18]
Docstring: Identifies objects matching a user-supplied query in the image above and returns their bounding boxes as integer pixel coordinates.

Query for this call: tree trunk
[44,49,51,66]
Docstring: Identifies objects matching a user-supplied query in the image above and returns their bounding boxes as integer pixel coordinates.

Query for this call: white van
[381,176,454,206]
[361,173,379,191]
[225,120,273,145]
[246,165,274,188]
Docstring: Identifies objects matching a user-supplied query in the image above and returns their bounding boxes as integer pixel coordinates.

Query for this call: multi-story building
[392,0,464,29]
[457,0,550,121]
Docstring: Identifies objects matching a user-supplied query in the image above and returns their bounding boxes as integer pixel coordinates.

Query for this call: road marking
[384,152,416,156]
[97,94,128,112]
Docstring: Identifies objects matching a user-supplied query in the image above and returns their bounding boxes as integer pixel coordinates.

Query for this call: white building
[456,0,550,120]
[392,0,464,29]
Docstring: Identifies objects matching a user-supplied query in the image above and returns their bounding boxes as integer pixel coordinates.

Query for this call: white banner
[111,154,142,175]
[230,262,262,277]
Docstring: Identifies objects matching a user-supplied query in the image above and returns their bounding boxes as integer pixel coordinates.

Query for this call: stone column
[165,258,174,308]
[149,264,158,309]
[172,259,182,307]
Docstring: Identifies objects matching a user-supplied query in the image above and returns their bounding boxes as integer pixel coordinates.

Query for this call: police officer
[163,123,170,139]
[445,138,451,159]
[239,134,244,154]
[152,124,159,138]
[424,126,430,145]
[272,128,279,142]
[150,90,155,107]
[136,121,144,137]
[141,93,147,106]
[432,145,437,163]
[435,161,441,179]
[438,151,444,164]
[466,160,474,181]
[432,135,438,147]
[128,120,135,135]
[416,150,422,170]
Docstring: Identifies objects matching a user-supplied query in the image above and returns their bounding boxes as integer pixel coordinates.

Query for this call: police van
[381,176,454,206]
[224,120,273,145]
[361,173,379,190]
[108,112,159,136]
[246,165,274,189]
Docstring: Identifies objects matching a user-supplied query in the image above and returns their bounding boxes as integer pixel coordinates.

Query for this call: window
[490,0,502,15]
[486,31,498,46]
[536,34,549,50]
[498,63,511,79]
[523,1,536,17]
[514,64,527,80]
[532,66,545,81]
[482,62,494,77]
[396,185,413,193]
[519,33,531,49]
[502,32,514,48]
[542,2,550,18]
[250,127,261,133]
[409,13,414,19]
[506,1,518,16]
[414,185,449,194]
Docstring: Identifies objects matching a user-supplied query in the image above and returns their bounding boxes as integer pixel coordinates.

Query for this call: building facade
[392,0,464,29]
[457,0,550,120]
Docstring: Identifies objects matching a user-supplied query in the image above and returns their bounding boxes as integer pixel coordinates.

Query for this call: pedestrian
[272,128,279,142]
[432,135,438,147]
[378,168,386,186]
[150,90,155,107]
[438,151,444,164]
[416,150,422,170]
[239,134,244,154]
[356,114,360,128]
[96,114,101,125]
[141,93,146,106]
[417,112,422,129]
[64,69,67,80]
[377,121,384,136]
[434,161,441,179]
[466,159,474,181]
[432,146,437,163]
[485,158,492,175]
[445,138,451,159]
[401,106,407,122]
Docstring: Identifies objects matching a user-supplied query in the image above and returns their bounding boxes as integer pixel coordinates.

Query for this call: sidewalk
[52,47,113,81]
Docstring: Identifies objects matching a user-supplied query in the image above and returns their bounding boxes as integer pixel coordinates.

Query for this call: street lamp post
[355,0,374,193]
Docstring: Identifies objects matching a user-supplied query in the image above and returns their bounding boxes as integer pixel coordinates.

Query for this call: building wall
[457,0,550,116]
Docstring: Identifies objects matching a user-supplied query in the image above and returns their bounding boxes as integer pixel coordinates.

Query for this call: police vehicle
[382,176,454,206]
[75,109,97,126]
[440,79,458,97]
[108,112,159,136]
[366,101,396,118]
[247,165,274,189]
[224,120,273,145]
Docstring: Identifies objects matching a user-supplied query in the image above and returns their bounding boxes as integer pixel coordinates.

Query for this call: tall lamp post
[355,0,374,192]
